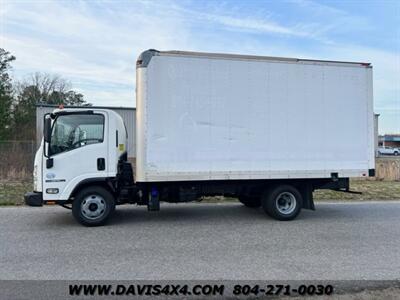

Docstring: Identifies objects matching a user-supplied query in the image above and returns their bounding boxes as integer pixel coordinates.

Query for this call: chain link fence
[375,157,400,181]
[0,141,37,181]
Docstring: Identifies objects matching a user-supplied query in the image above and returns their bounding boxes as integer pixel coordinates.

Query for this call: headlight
[46,188,59,194]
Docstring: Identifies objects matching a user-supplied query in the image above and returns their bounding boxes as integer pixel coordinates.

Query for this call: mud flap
[301,183,315,211]
[148,187,160,211]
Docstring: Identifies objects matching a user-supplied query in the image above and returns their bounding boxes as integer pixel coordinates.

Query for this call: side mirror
[44,117,52,142]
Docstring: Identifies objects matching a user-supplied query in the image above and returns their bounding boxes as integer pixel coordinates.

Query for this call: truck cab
[25,108,134,225]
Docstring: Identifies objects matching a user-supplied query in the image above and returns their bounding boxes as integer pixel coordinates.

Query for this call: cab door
[42,111,108,201]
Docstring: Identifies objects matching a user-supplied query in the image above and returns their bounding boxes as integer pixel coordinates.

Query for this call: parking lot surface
[1,201,400,281]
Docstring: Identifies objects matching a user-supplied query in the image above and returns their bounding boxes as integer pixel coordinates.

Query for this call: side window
[50,114,104,155]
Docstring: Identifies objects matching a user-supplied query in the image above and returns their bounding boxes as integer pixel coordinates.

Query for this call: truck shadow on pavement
[106,203,344,226]
[109,204,267,226]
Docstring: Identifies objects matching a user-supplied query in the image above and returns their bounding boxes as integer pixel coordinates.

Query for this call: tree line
[0,48,91,141]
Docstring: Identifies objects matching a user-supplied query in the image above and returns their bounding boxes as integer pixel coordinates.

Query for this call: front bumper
[24,192,43,207]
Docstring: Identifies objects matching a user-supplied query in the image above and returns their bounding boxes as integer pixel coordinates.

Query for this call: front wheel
[262,185,302,221]
[72,186,115,226]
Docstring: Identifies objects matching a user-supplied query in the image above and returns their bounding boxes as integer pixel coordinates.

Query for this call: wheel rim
[275,192,297,215]
[81,194,106,220]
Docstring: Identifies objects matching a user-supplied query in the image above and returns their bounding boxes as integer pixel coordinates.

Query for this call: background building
[374,114,379,156]
[379,134,400,148]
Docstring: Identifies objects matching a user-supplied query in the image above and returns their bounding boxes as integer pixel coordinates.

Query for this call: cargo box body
[136,50,374,182]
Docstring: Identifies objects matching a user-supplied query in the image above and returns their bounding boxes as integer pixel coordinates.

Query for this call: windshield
[50,114,104,155]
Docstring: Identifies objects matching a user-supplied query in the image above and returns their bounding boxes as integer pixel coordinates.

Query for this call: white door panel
[42,112,108,201]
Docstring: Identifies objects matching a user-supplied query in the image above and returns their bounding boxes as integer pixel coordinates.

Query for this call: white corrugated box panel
[137,52,374,182]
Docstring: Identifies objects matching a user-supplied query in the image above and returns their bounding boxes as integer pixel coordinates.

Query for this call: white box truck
[25,50,375,226]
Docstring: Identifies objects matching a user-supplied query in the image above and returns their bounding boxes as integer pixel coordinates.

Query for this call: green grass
[201,180,400,203]
[0,179,399,206]
[314,180,400,201]
[0,181,32,206]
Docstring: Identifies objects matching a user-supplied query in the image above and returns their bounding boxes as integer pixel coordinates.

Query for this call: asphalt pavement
[1,201,400,281]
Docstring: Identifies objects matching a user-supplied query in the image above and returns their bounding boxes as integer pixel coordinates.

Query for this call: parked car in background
[378,146,399,156]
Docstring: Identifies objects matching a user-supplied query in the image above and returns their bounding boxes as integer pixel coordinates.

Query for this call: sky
[1,0,399,134]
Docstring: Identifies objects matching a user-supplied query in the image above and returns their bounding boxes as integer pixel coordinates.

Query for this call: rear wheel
[72,186,115,226]
[262,185,302,221]
[239,196,261,208]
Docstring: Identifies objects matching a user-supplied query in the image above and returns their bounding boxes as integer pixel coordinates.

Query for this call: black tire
[238,196,261,208]
[262,185,302,221]
[395,152,399,156]
[72,186,115,226]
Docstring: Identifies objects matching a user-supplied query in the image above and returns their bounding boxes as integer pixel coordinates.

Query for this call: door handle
[46,158,54,169]
[97,158,105,171]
